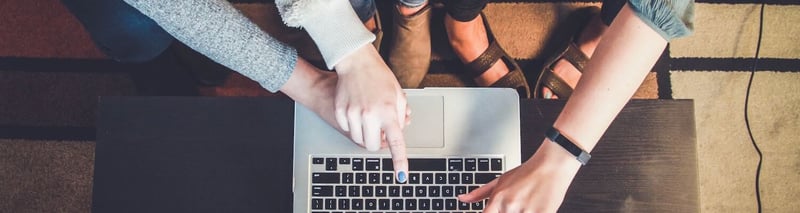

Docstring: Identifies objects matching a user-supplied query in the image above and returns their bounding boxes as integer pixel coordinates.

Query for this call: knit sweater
[123,0,374,92]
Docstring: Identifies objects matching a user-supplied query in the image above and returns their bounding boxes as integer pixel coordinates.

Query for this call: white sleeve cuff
[276,0,375,69]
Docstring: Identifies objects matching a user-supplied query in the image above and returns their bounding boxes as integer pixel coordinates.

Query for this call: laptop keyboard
[309,156,502,212]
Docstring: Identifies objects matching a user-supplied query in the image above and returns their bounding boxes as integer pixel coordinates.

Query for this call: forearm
[553,4,667,153]
[124,0,297,92]
[280,59,338,128]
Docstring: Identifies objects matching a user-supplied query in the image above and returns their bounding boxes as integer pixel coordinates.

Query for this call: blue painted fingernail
[397,171,407,183]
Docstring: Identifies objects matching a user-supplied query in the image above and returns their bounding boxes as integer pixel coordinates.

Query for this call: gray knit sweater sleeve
[123,0,297,92]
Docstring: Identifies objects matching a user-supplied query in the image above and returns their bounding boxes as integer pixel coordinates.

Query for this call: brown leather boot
[388,4,432,88]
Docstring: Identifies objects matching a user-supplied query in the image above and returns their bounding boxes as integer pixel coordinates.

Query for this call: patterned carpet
[1,0,798,212]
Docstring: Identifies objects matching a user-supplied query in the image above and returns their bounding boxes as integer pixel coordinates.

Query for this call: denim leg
[601,0,694,40]
[626,0,694,40]
[349,0,376,22]
[397,0,427,8]
[60,0,174,62]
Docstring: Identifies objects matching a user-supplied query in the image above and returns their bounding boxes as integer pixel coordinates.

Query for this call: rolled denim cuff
[627,0,695,41]
[350,0,376,22]
[398,0,426,8]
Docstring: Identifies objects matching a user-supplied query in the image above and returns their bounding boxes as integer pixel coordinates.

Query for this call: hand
[333,44,410,182]
[458,141,582,212]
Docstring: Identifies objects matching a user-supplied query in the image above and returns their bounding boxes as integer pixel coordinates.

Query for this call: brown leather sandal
[464,12,531,99]
[534,6,600,99]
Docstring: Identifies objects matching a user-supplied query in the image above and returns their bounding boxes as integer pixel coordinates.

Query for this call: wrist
[532,139,583,173]
[333,44,379,75]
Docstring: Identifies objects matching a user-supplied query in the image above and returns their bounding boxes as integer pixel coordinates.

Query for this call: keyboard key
[339,158,350,164]
[491,158,502,171]
[379,199,391,210]
[462,173,474,184]
[366,158,381,171]
[341,173,353,184]
[435,173,447,184]
[311,198,323,209]
[422,173,434,184]
[361,186,373,197]
[455,186,467,196]
[472,200,484,210]
[375,186,387,197]
[415,186,427,197]
[459,200,471,210]
[325,198,336,210]
[381,173,394,184]
[352,158,364,171]
[348,186,360,197]
[335,186,347,197]
[442,186,454,197]
[445,199,458,210]
[409,173,420,184]
[448,173,460,184]
[432,199,444,210]
[312,158,324,164]
[388,186,400,197]
[326,158,338,171]
[405,199,417,210]
[408,158,447,171]
[391,199,403,210]
[355,173,367,184]
[351,199,363,210]
[465,158,477,171]
[312,173,340,184]
[475,173,502,184]
[338,199,349,210]
[312,186,333,197]
[402,186,413,197]
[448,158,463,171]
[478,158,490,171]
[381,158,394,171]
[428,186,440,197]
[368,173,380,184]
[364,199,378,210]
[419,199,431,210]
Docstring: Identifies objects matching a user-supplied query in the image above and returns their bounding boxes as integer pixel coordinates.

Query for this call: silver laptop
[293,88,521,212]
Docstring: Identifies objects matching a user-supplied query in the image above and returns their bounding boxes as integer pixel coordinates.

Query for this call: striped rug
[1,0,798,212]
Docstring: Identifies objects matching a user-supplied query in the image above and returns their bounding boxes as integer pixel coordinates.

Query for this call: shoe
[462,12,531,98]
[370,9,384,52]
[387,4,433,88]
[534,6,600,99]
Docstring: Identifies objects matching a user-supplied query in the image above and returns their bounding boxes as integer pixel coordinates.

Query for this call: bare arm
[460,4,668,212]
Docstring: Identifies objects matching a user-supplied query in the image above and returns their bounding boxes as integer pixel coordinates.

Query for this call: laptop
[293,88,522,212]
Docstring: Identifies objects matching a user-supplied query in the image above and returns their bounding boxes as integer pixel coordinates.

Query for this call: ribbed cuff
[295,0,375,69]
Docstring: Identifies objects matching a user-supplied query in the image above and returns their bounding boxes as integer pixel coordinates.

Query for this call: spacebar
[408,158,447,171]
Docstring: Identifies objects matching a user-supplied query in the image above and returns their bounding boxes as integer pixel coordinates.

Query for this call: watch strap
[545,127,591,165]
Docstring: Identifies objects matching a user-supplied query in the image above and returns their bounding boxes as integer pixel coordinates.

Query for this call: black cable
[744,2,765,213]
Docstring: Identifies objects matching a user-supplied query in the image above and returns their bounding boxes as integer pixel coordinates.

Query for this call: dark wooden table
[93,97,697,213]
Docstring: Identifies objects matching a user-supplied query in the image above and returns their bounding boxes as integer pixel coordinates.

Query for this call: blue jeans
[61,0,403,62]
[350,0,427,22]
[60,0,174,63]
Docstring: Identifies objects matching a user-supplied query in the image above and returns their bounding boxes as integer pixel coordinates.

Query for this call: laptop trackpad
[404,96,444,148]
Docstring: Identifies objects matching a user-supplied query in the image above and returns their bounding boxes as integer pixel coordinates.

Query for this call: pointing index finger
[382,121,408,183]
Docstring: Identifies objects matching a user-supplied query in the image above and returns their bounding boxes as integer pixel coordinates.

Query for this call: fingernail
[544,90,552,99]
[397,171,407,183]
